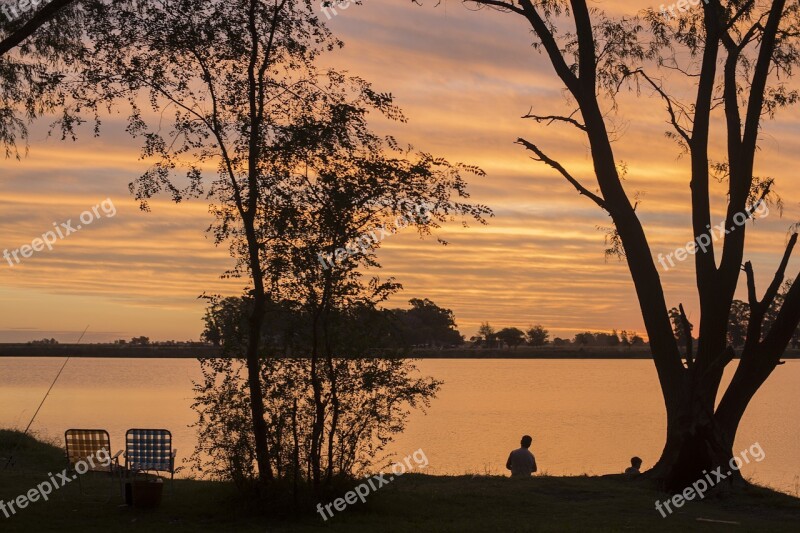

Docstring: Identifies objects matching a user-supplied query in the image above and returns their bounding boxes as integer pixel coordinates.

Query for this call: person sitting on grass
[624,456,642,476]
[506,434,537,478]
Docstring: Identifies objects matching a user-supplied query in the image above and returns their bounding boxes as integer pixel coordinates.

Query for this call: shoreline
[2,429,799,531]
[1,344,798,359]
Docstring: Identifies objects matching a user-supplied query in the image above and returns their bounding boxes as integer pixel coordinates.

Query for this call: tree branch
[630,69,691,145]
[679,303,694,367]
[742,233,797,355]
[515,0,580,94]
[516,138,607,210]
[761,233,798,310]
[0,0,78,57]
[762,270,800,354]
[687,2,722,332]
[744,261,758,307]
[742,0,787,162]
[522,108,586,131]
[569,0,596,92]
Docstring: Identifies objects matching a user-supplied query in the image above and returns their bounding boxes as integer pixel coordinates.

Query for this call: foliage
[27,337,58,345]
[388,298,463,348]
[573,331,621,346]
[526,325,550,346]
[496,327,526,349]
[457,0,800,484]
[476,321,496,347]
[668,307,692,348]
[728,300,750,349]
[191,298,441,489]
[0,0,90,157]
[71,0,489,487]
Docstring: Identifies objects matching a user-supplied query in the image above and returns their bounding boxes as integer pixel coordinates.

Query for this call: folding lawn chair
[64,429,123,499]
[124,429,177,492]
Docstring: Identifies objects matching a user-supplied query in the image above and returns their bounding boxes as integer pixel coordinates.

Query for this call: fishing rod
[3,325,89,470]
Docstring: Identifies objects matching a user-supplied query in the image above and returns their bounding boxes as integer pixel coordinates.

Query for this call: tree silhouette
[526,324,549,346]
[0,0,77,57]
[497,327,526,349]
[75,0,489,488]
[77,0,370,485]
[394,299,464,347]
[461,0,800,488]
[477,321,496,348]
[727,300,750,349]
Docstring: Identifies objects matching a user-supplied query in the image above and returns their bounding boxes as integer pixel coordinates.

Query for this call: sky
[1,0,799,342]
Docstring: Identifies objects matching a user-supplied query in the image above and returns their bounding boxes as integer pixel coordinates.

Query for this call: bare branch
[762,268,800,354]
[761,233,798,310]
[522,108,586,131]
[464,0,524,16]
[679,303,694,367]
[743,261,758,307]
[630,69,691,145]
[742,234,797,354]
[516,138,606,211]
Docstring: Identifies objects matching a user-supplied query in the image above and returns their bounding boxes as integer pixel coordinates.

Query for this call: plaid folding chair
[124,429,177,491]
[64,429,123,499]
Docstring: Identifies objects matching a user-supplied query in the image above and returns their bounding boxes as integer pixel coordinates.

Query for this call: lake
[0,358,797,495]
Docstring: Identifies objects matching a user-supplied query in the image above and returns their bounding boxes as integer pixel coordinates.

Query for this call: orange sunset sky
[1,0,799,343]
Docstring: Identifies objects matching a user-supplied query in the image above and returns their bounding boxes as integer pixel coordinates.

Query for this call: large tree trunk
[244,224,274,485]
[651,418,741,492]
[309,292,330,489]
[245,291,273,485]
[648,372,739,491]
[467,0,800,492]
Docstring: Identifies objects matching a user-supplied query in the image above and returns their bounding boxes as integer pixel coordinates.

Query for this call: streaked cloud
[1,1,799,341]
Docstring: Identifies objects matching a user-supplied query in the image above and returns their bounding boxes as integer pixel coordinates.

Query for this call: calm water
[0,358,797,494]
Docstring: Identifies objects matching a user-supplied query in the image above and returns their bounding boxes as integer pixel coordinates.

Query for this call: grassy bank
[2,430,799,532]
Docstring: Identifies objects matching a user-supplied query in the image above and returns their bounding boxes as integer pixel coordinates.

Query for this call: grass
[1,429,799,532]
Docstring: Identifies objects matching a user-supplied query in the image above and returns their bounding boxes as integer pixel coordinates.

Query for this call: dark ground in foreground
[1,430,798,532]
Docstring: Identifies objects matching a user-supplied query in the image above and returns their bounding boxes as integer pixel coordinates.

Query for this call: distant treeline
[466,323,645,350]
[22,301,648,353]
[39,293,800,354]
[201,297,464,356]
[25,336,208,347]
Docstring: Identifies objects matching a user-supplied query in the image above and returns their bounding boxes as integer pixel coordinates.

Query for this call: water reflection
[0,357,797,494]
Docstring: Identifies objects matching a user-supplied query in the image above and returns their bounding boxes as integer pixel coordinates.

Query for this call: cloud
[1,1,799,340]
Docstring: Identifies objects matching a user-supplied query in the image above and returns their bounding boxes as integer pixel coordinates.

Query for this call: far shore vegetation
[6,291,800,358]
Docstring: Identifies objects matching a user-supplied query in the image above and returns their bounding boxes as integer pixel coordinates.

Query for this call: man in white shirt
[506,434,537,477]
